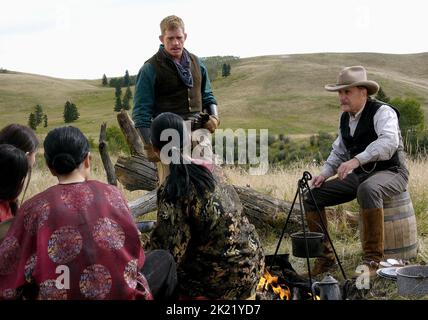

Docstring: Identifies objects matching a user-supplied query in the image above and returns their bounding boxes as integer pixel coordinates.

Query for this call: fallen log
[128,189,157,216]
[126,180,302,234]
[115,155,158,191]
[233,185,302,233]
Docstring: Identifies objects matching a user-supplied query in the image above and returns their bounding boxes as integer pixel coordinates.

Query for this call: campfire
[257,269,291,300]
[256,254,320,300]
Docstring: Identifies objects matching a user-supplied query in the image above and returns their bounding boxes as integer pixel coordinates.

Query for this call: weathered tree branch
[99,122,117,186]
[117,110,146,156]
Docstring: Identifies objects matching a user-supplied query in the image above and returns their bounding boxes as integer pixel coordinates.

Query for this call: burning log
[257,269,291,300]
[257,254,318,300]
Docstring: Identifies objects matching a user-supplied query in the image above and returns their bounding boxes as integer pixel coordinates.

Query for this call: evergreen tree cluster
[28,104,48,130]
[105,70,137,88]
[113,70,133,112]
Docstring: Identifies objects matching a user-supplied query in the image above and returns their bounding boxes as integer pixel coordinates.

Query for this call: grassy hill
[1,52,428,141]
[215,52,428,135]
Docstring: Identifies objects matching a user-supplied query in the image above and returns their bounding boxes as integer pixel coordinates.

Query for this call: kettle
[311,273,342,300]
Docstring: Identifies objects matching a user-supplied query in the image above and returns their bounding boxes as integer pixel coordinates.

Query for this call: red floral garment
[0,180,153,300]
[0,201,13,223]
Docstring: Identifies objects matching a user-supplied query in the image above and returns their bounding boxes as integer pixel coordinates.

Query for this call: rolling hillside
[1,52,428,141]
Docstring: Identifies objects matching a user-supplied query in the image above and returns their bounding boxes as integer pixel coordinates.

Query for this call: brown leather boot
[359,208,384,278]
[306,210,335,276]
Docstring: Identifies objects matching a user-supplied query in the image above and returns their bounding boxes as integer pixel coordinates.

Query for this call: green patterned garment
[147,182,265,299]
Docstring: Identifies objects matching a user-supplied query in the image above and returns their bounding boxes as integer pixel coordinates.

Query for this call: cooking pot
[396,265,428,296]
[290,231,324,258]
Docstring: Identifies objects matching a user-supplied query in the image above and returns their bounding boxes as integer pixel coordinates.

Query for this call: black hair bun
[52,153,77,175]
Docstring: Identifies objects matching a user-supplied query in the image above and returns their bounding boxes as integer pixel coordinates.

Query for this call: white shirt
[320,104,400,179]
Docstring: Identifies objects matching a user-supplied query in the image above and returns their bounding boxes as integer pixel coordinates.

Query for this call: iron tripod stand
[269,171,348,300]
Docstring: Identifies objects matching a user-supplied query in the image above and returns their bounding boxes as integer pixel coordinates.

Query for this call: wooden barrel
[383,191,418,260]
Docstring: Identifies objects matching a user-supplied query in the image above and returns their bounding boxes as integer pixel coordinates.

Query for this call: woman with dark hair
[0,126,177,300]
[147,112,265,300]
[0,124,39,207]
[0,144,29,240]
[0,124,39,166]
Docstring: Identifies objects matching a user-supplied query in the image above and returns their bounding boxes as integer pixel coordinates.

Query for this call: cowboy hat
[324,66,380,95]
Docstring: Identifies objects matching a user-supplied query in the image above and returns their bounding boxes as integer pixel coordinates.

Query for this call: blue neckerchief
[160,45,193,88]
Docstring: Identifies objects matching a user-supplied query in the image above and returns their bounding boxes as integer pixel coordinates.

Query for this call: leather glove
[203,116,219,133]
[144,144,160,162]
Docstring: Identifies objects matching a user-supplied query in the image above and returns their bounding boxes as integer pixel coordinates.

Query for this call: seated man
[304,66,409,276]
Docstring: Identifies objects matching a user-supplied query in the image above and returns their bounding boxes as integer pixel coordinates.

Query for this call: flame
[257,270,291,300]
[308,292,321,300]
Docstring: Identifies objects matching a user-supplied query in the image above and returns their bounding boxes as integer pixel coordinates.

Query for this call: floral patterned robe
[0,180,152,300]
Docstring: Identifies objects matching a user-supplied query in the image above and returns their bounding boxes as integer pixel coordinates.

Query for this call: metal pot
[290,231,324,258]
[396,265,428,296]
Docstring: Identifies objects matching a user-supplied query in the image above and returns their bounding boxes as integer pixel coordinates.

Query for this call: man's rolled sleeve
[132,63,156,129]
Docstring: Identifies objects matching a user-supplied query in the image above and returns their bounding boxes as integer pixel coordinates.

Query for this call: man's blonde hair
[160,15,185,35]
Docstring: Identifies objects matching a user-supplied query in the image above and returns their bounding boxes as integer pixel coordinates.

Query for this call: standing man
[304,66,409,276]
[132,15,219,162]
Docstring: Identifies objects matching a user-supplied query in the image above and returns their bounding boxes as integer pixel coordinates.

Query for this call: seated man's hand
[143,144,160,162]
[311,175,326,188]
[337,158,360,180]
[203,116,219,133]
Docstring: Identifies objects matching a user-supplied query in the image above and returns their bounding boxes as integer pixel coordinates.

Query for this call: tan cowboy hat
[325,66,380,95]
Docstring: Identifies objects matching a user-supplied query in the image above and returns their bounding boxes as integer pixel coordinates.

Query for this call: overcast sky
[1,0,427,79]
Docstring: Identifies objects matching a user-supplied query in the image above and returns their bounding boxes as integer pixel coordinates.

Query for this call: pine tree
[124,86,133,100]
[115,85,122,98]
[122,94,130,110]
[102,74,108,86]
[222,63,231,77]
[64,101,79,123]
[375,87,390,103]
[43,114,48,127]
[70,102,80,121]
[34,104,44,126]
[114,96,122,112]
[28,113,37,130]
[64,101,73,123]
[123,70,130,87]
[222,63,228,77]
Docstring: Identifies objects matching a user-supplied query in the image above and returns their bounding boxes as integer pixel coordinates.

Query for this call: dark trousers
[304,167,409,211]
[141,249,179,301]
